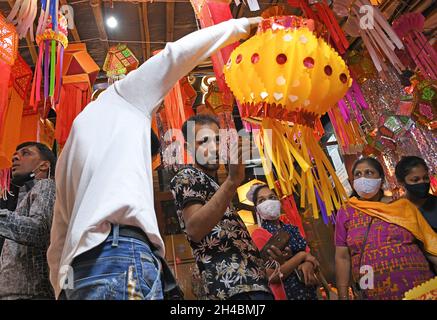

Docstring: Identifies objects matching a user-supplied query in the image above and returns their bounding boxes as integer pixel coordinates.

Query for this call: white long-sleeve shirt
[47,18,251,298]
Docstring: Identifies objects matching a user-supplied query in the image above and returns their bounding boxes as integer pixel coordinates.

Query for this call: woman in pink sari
[335,157,437,300]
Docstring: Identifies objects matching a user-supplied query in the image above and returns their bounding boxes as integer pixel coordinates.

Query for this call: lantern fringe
[0,168,11,201]
[6,0,38,40]
[393,13,437,80]
[255,118,347,218]
[341,0,405,74]
[287,0,349,54]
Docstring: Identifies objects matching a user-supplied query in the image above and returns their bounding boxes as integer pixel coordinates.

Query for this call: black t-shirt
[419,195,437,233]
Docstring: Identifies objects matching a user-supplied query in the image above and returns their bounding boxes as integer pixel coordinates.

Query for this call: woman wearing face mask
[395,156,437,233]
[248,183,319,300]
[335,157,437,300]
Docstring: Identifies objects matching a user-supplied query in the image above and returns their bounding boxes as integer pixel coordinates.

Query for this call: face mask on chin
[353,177,382,200]
[256,199,282,221]
[11,162,46,187]
[11,172,36,187]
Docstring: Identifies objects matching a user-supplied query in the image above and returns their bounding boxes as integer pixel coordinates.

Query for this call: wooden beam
[89,0,109,49]
[166,2,175,43]
[137,4,146,62]
[7,0,37,64]
[141,2,152,60]
[60,0,81,42]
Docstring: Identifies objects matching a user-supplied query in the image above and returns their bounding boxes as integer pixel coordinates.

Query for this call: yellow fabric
[403,276,437,300]
[254,119,347,217]
[348,197,437,255]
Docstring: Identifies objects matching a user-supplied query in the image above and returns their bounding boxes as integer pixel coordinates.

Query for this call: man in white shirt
[47,17,262,300]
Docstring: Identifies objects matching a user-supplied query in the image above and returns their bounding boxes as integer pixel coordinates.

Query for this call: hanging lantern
[333,0,405,75]
[224,16,351,217]
[287,0,349,54]
[0,13,19,122]
[204,79,234,115]
[103,44,139,83]
[55,43,99,146]
[393,13,437,80]
[30,11,68,109]
[346,50,378,84]
[6,0,38,40]
[0,13,19,66]
[412,80,437,130]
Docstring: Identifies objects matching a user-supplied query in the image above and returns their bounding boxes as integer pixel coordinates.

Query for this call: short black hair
[350,157,385,197]
[395,156,428,183]
[181,114,220,142]
[16,142,57,177]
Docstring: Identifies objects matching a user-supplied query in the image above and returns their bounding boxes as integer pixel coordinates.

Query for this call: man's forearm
[0,210,48,247]
[186,178,239,242]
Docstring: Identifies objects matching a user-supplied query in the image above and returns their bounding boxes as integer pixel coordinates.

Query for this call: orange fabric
[55,78,91,146]
[0,88,24,169]
[348,197,437,255]
[252,228,288,300]
[19,112,39,144]
[0,61,11,125]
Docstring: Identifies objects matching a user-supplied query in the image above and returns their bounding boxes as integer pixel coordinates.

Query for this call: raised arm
[114,17,260,116]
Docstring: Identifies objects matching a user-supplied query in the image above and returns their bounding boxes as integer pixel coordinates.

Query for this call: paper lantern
[30,11,68,109]
[0,13,18,124]
[63,43,99,84]
[346,50,378,84]
[287,0,349,54]
[412,80,437,130]
[224,16,351,217]
[0,13,18,66]
[6,0,38,40]
[103,44,139,82]
[55,43,99,146]
[0,55,29,196]
[333,0,404,75]
[393,13,437,80]
[11,55,33,100]
[204,80,233,114]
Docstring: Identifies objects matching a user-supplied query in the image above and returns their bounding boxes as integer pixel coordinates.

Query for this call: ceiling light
[106,16,118,29]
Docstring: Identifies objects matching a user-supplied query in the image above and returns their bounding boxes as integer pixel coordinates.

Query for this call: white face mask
[353,177,382,199]
[256,200,281,220]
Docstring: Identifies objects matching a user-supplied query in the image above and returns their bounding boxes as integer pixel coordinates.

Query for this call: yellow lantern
[224,16,352,217]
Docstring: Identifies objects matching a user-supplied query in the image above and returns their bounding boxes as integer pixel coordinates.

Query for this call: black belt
[111,224,150,245]
[111,224,184,299]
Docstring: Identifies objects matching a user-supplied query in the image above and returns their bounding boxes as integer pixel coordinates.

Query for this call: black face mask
[11,172,36,187]
[405,182,431,199]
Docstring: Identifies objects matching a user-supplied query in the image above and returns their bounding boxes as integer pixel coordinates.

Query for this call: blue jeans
[62,231,163,300]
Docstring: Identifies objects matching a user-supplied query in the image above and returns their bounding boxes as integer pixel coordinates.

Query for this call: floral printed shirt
[170,167,270,300]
